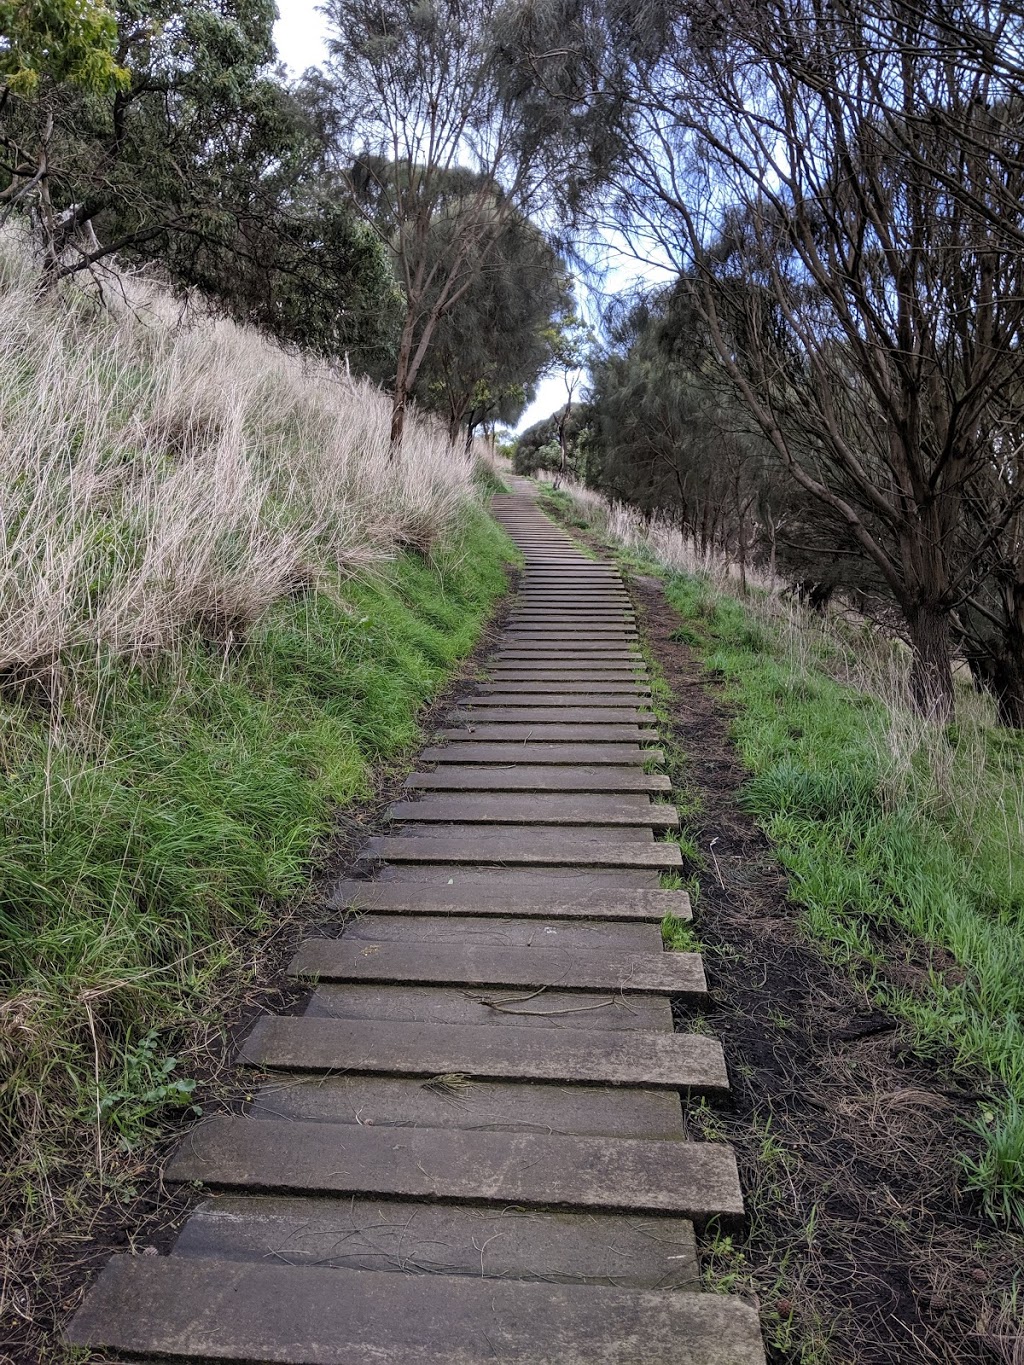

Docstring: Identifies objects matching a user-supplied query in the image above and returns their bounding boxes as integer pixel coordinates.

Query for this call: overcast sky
[270,2,662,432]
[274,0,330,75]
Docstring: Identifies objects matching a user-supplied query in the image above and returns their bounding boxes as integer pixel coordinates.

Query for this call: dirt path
[65,486,766,1364]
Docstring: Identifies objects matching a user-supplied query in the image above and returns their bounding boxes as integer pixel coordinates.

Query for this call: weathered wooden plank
[418,744,662,765]
[245,1073,683,1137]
[326,879,691,920]
[451,707,651,723]
[68,1254,766,1363]
[386,794,678,826]
[358,834,681,866]
[307,981,671,1032]
[165,1118,742,1220]
[287,941,703,996]
[172,1195,699,1289]
[404,765,672,791]
[435,725,659,742]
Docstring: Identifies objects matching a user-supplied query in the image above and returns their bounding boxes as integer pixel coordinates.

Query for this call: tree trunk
[994,660,1024,729]
[390,317,418,452]
[968,631,1024,729]
[906,602,955,720]
[390,396,406,448]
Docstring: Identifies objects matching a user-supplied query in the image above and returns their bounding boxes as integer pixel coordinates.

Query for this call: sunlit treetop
[0,0,129,93]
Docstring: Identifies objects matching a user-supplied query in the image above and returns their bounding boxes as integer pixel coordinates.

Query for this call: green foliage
[96,1031,200,1147]
[664,571,1024,1229]
[0,0,127,92]
[964,1099,1024,1230]
[3,508,511,1216]
[473,458,509,496]
[0,0,402,370]
[662,913,699,951]
[514,403,593,475]
[586,287,778,551]
[412,197,571,435]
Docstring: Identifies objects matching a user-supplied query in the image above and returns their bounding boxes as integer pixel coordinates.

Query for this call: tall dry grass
[0,227,477,691]
[536,474,781,588]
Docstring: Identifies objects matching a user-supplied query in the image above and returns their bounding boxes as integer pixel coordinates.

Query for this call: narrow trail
[68,484,765,1364]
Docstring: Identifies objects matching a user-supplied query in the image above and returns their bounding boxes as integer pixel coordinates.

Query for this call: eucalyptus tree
[411,201,572,444]
[320,0,602,445]
[587,287,780,582]
[0,0,128,270]
[1,0,296,282]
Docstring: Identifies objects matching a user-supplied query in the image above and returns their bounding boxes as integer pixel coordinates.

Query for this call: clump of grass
[662,913,699,951]
[0,225,479,685]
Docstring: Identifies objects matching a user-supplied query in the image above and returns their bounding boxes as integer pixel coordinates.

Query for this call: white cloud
[274,0,330,75]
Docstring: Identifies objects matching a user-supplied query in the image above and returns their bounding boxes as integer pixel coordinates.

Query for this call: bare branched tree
[587,0,1024,716]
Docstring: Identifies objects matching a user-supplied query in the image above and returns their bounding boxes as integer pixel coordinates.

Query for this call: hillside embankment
[0,237,516,1361]
[539,479,1024,1365]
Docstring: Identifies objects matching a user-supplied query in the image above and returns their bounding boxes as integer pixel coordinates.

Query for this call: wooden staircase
[67,484,765,1364]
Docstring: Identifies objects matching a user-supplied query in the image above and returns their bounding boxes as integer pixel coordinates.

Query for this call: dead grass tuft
[0,225,477,690]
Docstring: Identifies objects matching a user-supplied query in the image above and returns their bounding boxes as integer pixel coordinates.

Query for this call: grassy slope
[537,483,1024,1230]
[2,506,513,1269]
[663,573,1024,1230]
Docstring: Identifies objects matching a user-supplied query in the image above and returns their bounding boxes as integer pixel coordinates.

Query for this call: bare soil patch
[632,575,1022,1365]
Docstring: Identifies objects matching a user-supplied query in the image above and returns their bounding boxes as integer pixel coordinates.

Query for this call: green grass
[661,573,1024,1231]
[1,506,512,1236]
[473,459,509,497]
[662,913,699,951]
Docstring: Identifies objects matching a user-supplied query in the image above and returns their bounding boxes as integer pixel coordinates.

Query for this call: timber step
[457,695,650,710]
[371,820,653,839]
[435,725,660,742]
[419,744,663,764]
[238,1016,720,1088]
[171,1193,700,1288]
[287,939,703,996]
[335,912,663,950]
[486,655,644,666]
[69,1255,765,1364]
[460,691,651,704]
[358,834,682,866]
[507,614,636,622]
[504,629,638,639]
[166,1117,742,1221]
[495,643,641,654]
[375,866,663,888]
[405,764,671,791]
[326,879,691,919]
[477,679,652,691]
[306,982,672,1032]
[245,1072,684,1137]
[386,794,679,826]
[492,654,644,664]
[450,706,652,723]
